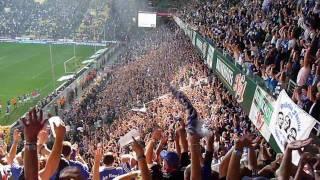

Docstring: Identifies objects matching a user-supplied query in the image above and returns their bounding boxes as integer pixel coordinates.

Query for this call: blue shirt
[307,74,314,86]
[10,163,23,180]
[99,166,125,180]
[266,77,278,92]
[69,160,90,179]
[50,160,89,180]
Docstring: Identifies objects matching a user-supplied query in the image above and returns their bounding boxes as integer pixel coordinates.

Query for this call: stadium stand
[178,0,320,119]
[0,0,320,180]
[0,0,138,41]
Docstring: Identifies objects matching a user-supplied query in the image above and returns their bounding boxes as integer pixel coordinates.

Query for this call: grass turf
[0,42,98,125]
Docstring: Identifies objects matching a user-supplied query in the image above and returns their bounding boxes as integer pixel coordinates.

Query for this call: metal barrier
[287,79,297,97]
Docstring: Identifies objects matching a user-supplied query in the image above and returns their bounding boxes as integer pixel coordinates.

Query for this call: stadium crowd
[1,0,320,180]
[178,0,320,121]
[0,0,134,41]
[0,22,319,180]
[0,0,91,39]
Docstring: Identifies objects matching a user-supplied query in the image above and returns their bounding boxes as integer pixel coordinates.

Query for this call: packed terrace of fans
[178,0,320,121]
[1,0,320,179]
[0,0,137,40]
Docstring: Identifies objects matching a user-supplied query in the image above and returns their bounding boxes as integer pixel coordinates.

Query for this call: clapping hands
[286,138,312,150]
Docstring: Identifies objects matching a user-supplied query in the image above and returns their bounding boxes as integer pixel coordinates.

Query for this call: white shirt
[309,102,317,114]
[297,67,311,86]
[288,39,296,50]
[262,0,272,8]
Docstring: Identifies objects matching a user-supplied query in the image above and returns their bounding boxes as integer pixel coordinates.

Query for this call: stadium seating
[0,0,320,180]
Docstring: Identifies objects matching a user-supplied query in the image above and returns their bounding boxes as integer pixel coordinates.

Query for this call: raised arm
[258,140,272,162]
[293,152,313,180]
[178,121,188,153]
[39,124,66,180]
[227,134,254,180]
[37,130,50,157]
[227,140,243,180]
[248,145,258,171]
[174,129,181,156]
[132,137,151,180]
[276,138,312,180]
[188,134,202,180]
[219,146,234,178]
[202,133,214,179]
[155,135,167,162]
[6,129,21,165]
[93,148,103,180]
[258,154,282,177]
[22,109,47,180]
[145,129,161,164]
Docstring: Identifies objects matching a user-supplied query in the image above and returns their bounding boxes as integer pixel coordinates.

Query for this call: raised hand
[313,155,320,174]
[287,138,313,150]
[299,152,313,166]
[188,133,200,144]
[13,129,21,143]
[131,137,144,157]
[160,135,168,145]
[234,133,255,150]
[54,123,66,140]
[178,119,186,129]
[21,108,47,142]
[241,133,255,148]
[151,129,162,141]
[0,144,6,155]
[38,130,49,145]
[94,148,103,163]
[207,132,215,144]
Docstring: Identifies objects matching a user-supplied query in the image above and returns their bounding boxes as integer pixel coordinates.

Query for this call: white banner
[270,90,316,165]
[206,45,214,69]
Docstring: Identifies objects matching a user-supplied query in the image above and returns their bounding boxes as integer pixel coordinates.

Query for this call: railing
[287,80,298,97]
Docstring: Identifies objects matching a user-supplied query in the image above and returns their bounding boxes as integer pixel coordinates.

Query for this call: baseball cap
[160,150,179,168]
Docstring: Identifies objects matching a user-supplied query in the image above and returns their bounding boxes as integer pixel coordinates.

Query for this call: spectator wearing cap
[160,150,183,179]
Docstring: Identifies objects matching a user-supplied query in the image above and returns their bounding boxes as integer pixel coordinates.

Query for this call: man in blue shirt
[99,152,125,180]
[93,149,125,180]
[10,162,23,180]
[51,142,89,179]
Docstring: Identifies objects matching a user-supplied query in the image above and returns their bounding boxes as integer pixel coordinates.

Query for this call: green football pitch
[0,42,99,125]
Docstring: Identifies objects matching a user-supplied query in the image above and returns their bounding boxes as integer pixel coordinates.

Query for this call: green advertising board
[214,50,257,114]
[194,33,208,59]
[215,52,236,91]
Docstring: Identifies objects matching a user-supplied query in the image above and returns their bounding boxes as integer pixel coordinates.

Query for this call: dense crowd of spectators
[0,0,90,39]
[0,0,320,180]
[179,0,320,121]
[0,0,136,41]
[0,21,319,180]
